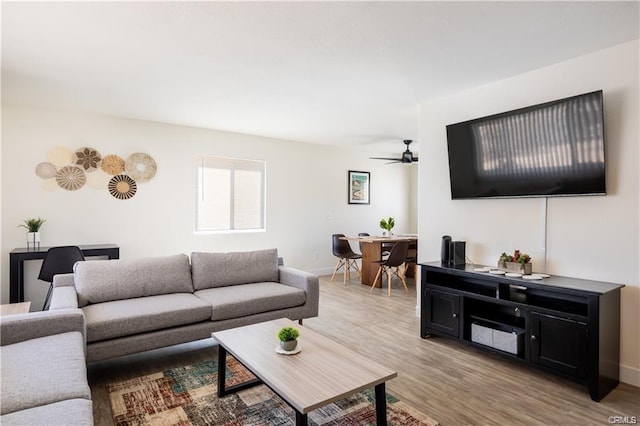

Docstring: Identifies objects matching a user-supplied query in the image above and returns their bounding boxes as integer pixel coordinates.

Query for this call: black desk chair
[357,232,369,255]
[404,240,418,278]
[330,234,362,285]
[370,241,409,297]
[38,246,85,310]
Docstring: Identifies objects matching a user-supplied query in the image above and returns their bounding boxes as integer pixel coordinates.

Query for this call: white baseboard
[307,267,336,277]
[620,364,640,387]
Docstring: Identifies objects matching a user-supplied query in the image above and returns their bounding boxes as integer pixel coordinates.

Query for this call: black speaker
[441,235,451,264]
[451,241,466,266]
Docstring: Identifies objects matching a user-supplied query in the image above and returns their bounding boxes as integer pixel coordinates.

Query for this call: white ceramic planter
[498,261,532,275]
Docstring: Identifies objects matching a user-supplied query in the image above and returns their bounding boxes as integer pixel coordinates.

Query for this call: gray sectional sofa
[49,248,319,363]
[0,309,93,425]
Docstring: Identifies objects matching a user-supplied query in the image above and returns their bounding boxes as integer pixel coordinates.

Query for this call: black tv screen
[446,90,606,199]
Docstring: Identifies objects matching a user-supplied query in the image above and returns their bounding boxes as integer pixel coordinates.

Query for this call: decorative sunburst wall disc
[74,147,102,171]
[101,155,125,175]
[36,162,57,179]
[56,166,86,190]
[125,153,157,182]
[108,175,137,200]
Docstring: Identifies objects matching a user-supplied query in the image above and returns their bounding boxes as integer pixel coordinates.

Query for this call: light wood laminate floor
[88,275,639,425]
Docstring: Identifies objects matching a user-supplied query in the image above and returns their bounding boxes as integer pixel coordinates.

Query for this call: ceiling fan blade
[371,140,418,164]
[370,157,401,161]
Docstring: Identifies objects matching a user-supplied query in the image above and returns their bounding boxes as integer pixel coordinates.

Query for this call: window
[195,155,265,232]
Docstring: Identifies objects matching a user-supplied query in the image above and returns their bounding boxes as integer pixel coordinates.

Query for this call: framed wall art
[348,170,370,205]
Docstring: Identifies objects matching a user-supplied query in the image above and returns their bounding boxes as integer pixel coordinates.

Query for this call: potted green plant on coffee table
[277,326,300,351]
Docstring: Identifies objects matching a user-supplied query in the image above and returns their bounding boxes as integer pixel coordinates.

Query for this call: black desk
[9,244,120,303]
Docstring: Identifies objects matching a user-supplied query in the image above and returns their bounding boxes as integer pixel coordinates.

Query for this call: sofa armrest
[53,273,75,287]
[0,309,85,346]
[50,274,79,309]
[278,266,319,316]
[49,286,80,310]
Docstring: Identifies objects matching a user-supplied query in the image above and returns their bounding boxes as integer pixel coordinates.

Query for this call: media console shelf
[420,261,624,402]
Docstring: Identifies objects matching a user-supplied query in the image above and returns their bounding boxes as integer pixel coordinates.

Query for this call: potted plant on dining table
[379,217,395,237]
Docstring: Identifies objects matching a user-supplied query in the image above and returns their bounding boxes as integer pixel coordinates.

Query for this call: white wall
[418,40,639,385]
[1,104,417,306]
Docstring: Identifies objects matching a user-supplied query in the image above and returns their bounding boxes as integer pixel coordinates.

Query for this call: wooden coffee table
[212,318,397,425]
[0,301,31,316]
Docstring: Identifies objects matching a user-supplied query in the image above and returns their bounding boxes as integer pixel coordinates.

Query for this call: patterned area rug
[107,357,439,426]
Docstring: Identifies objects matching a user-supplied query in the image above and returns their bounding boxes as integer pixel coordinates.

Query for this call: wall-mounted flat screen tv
[446,90,606,199]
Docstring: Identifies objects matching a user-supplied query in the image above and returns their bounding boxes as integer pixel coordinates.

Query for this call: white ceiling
[2,1,638,154]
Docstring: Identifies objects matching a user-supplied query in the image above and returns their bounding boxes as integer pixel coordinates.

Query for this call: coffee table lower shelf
[213,319,395,426]
[216,344,389,426]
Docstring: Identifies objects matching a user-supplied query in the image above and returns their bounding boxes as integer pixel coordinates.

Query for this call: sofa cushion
[0,332,90,415]
[83,293,211,342]
[0,399,93,426]
[74,254,193,307]
[191,249,279,290]
[194,282,306,321]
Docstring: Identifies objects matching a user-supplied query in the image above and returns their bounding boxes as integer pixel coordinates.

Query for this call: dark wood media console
[420,261,624,402]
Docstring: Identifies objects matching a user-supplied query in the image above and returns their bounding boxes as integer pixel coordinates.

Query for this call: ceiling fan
[371,140,418,164]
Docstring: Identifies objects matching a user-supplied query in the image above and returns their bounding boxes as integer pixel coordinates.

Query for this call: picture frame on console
[348,170,370,205]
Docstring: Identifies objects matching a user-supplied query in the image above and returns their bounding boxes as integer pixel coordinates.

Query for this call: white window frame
[195,155,266,233]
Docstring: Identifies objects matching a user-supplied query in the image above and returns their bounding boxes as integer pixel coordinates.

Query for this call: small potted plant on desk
[278,326,300,352]
[498,250,532,275]
[19,217,46,249]
[379,217,395,237]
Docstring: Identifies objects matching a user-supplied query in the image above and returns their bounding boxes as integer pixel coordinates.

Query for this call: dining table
[341,235,418,287]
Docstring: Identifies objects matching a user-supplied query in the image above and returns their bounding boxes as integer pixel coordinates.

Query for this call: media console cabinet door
[530,312,588,379]
[424,288,460,338]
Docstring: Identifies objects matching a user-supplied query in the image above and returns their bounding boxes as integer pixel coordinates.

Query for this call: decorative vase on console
[27,232,41,249]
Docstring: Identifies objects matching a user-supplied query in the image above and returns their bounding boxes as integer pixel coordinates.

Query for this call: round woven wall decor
[74,147,102,171]
[56,166,86,191]
[41,178,58,192]
[47,146,73,168]
[36,162,58,179]
[125,153,157,182]
[108,175,137,200]
[101,155,125,175]
[86,169,111,190]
